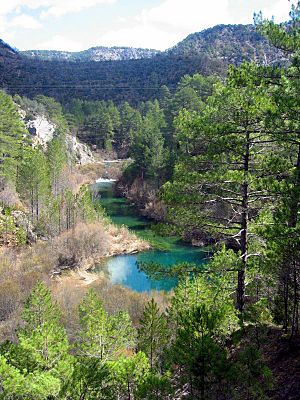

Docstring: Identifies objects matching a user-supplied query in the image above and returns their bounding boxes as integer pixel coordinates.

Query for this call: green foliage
[65,359,113,400]
[0,208,27,246]
[17,146,50,221]
[117,101,142,156]
[255,1,300,335]
[76,184,105,223]
[78,289,135,362]
[232,346,273,400]
[136,371,173,400]
[170,303,232,397]
[34,95,68,133]
[2,24,287,105]
[0,90,26,183]
[109,352,150,399]
[16,282,70,373]
[170,270,238,337]
[65,99,122,151]
[0,355,61,399]
[0,282,72,399]
[2,6,300,398]
[130,100,166,183]
[47,135,67,196]
[138,298,169,369]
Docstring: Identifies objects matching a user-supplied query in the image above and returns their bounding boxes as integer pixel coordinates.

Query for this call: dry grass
[52,277,170,338]
[105,224,150,256]
[76,160,123,183]
[51,222,110,271]
[77,163,107,183]
[0,157,155,340]
[0,217,152,339]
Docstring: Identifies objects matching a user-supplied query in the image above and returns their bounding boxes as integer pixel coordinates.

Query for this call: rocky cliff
[22,113,94,164]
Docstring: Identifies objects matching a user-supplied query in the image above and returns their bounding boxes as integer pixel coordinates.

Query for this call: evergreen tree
[117,101,142,157]
[65,359,113,400]
[85,110,114,149]
[138,298,169,370]
[77,289,135,362]
[47,135,67,196]
[0,91,26,185]
[163,64,275,314]
[256,0,300,335]
[0,282,71,399]
[17,146,50,221]
[131,100,166,183]
[109,352,150,400]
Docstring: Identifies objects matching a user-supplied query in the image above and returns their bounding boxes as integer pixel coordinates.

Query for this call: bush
[52,222,110,270]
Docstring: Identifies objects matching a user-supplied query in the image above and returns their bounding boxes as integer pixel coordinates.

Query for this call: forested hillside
[168,24,287,64]
[0,4,300,400]
[0,24,289,105]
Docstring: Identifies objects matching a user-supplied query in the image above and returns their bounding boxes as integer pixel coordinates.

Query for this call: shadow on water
[94,180,208,292]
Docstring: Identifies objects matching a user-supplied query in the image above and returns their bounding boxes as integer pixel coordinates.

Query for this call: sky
[0,0,295,52]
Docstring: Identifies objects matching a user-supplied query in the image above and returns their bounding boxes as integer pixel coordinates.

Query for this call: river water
[95,179,208,292]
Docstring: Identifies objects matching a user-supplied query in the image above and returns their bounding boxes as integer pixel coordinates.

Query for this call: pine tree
[168,273,237,399]
[130,100,166,184]
[138,298,169,370]
[163,64,276,314]
[109,352,150,400]
[47,135,67,197]
[17,146,50,221]
[17,281,70,373]
[256,0,300,335]
[117,101,142,157]
[78,289,135,362]
[0,90,26,185]
[0,282,72,399]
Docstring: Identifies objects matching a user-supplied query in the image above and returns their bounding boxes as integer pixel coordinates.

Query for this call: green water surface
[95,180,208,292]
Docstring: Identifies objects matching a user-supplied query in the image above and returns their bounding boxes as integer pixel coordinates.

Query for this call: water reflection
[106,255,132,284]
[100,254,177,292]
[95,179,208,292]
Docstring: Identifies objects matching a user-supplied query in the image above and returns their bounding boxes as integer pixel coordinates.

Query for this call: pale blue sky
[0,0,294,51]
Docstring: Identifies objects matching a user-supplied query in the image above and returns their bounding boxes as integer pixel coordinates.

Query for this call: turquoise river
[94,179,208,292]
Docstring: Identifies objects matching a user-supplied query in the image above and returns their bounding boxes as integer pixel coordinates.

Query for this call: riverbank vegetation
[0,89,150,339]
[1,3,300,399]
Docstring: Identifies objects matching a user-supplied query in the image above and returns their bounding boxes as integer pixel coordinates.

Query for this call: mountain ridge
[21,46,161,62]
[17,24,288,65]
[0,23,289,104]
[167,24,287,65]
[0,39,20,60]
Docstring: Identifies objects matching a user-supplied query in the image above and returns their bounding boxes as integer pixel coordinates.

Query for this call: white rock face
[23,113,94,165]
[65,134,94,165]
[26,116,55,147]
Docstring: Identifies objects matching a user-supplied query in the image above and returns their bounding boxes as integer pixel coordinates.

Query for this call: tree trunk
[285,143,300,335]
[237,131,250,315]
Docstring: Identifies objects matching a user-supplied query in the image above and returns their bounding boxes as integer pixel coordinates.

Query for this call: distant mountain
[20,24,287,66]
[0,24,289,105]
[0,39,20,61]
[167,24,287,65]
[21,47,161,62]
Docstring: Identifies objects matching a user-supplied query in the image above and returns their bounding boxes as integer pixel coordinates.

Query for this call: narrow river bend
[94,177,208,292]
